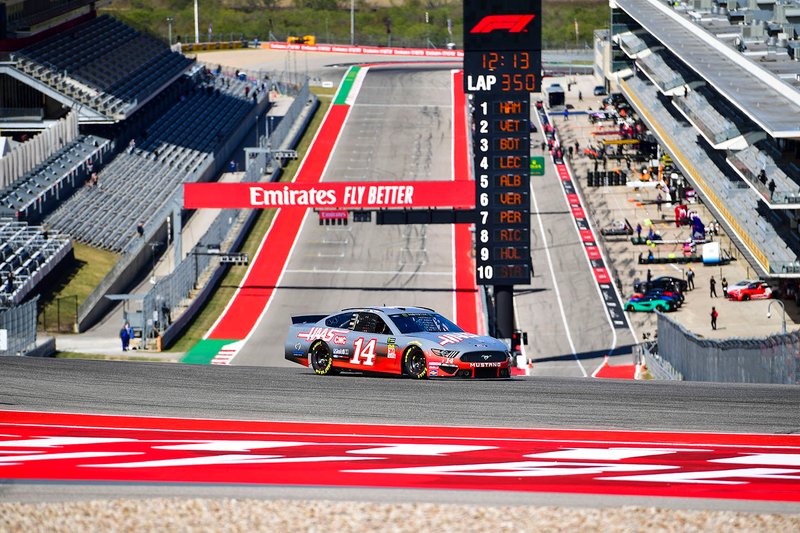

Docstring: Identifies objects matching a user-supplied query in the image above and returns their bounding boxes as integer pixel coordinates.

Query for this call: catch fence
[0,297,38,356]
[656,311,800,383]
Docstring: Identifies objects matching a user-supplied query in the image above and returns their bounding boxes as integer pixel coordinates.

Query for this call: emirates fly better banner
[183,181,475,209]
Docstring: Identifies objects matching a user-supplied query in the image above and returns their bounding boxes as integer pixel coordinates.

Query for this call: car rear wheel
[403,347,427,379]
[626,304,635,311]
[309,340,335,375]
[742,294,750,301]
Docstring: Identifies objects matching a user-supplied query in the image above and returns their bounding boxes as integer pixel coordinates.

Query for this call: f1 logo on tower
[470,15,535,34]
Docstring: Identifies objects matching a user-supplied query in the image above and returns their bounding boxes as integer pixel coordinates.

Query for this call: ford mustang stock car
[285,306,512,378]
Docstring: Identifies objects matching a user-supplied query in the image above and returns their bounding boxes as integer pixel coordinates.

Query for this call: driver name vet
[248,185,415,207]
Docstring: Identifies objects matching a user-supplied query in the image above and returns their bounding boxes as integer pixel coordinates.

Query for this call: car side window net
[353,313,390,334]
[326,313,354,328]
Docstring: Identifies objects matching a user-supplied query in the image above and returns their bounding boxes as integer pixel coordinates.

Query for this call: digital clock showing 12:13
[463,51,540,94]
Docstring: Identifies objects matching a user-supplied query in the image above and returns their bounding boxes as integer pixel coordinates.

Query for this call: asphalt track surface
[235,65,464,366]
[2,357,800,512]
[519,131,637,378]
[4,62,798,514]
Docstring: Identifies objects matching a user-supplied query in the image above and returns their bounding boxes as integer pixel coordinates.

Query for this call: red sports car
[726,280,773,301]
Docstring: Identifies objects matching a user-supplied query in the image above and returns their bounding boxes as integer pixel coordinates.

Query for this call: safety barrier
[0,296,39,356]
[75,79,278,331]
[656,311,799,384]
[633,339,682,380]
[147,81,315,348]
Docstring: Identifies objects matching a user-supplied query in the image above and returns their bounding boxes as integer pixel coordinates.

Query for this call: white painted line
[5,409,795,438]
[542,108,639,370]
[450,70,458,325]
[4,420,798,447]
[356,103,453,108]
[203,71,358,341]
[530,112,586,378]
[221,67,368,362]
[285,269,451,276]
[530,183,586,377]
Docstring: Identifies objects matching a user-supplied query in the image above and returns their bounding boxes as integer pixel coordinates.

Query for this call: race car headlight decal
[430,349,460,358]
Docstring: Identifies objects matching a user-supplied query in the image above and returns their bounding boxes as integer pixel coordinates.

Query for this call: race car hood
[411,331,508,351]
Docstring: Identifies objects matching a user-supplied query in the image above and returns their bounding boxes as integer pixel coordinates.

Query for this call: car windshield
[389,313,463,334]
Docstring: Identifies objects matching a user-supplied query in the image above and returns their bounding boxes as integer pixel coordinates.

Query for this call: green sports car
[625,294,676,312]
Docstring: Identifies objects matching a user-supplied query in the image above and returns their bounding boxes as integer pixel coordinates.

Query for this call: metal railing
[621,76,782,273]
[633,338,682,380]
[656,310,799,383]
[137,80,313,344]
[0,297,39,356]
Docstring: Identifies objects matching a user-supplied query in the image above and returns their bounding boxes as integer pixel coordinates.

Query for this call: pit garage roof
[615,0,800,138]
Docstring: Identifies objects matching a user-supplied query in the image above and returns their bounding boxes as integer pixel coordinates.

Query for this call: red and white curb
[211,341,245,365]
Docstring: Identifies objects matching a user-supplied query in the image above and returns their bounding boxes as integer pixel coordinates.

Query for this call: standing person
[711,307,718,330]
[120,322,130,352]
[768,179,776,200]
[710,276,717,297]
[125,322,133,350]
[686,267,695,290]
[721,277,728,297]
[656,192,663,213]
[646,269,653,284]
[636,222,642,239]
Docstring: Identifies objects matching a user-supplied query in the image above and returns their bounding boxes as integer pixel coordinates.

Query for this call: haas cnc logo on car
[470,15,535,34]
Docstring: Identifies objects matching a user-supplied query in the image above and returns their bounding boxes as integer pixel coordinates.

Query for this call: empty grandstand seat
[13,15,194,119]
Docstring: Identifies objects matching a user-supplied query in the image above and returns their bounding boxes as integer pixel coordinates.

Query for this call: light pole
[767,299,788,372]
[767,299,787,335]
[194,0,200,44]
[166,17,174,46]
[350,0,354,45]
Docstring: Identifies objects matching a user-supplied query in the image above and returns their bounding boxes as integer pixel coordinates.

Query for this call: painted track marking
[2,410,800,502]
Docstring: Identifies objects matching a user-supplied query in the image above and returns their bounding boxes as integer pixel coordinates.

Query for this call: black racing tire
[309,340,335,375]
[626,304,635,312]
[742,294,750,301]
[402,347,428,379]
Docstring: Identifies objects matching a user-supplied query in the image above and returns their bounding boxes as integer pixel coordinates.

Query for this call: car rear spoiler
[291,314,327,325]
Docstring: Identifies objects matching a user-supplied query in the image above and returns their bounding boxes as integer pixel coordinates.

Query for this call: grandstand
[0,134,111,224]
[11,15,193,120]
[0,218,72,308]
[598,0,800,278]
[0,1,277,335]
[46,74,263,252]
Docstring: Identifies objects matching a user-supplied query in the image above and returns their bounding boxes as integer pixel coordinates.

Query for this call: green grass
[38,242,118,333]
[167,90,333,351]
[102,1,607,50]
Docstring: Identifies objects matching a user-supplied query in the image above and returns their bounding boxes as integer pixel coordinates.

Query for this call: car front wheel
[309,340,335,375]
[403,347,427,379]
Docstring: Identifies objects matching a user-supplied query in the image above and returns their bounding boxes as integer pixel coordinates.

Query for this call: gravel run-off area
[1,499,799,532]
